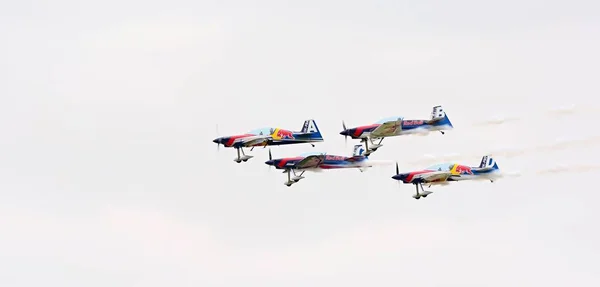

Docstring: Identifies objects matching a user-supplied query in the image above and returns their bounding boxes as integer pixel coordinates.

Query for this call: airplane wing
[370,118,402,138]
[414,171,453,183]
[235,135,272,147]
[294,154,326,169]
[427,181,451,186]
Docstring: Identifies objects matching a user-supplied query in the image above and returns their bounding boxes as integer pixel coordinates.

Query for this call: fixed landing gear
[440,131,445,135]
[362,137,384,156]
[234,147,253,163]
[412,182,433,200]
[284,169,305,187]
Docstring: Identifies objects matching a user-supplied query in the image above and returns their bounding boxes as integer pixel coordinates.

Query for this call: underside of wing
[240,135,271,147]
[415,171,452,183]
[428,181,451,186]
[295,154,325,169]
[370,119,402,138]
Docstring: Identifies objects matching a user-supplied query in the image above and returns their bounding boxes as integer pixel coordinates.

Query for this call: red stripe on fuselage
[406,170,435,182]
[353,124,380,138]
[224,134,255,147]
[277,156,304,168]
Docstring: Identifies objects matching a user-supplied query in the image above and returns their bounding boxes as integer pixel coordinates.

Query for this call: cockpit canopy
[375,116,404,124]
[299,151,327,157]
[424,162,455,171]
[247,127,276,136]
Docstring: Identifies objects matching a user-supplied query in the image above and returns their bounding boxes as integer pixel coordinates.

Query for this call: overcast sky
[1,0,600,286]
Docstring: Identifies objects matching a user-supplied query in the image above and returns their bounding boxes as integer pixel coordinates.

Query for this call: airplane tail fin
[478,155,499,170]
[430,105,453,128]
[300,119,323,140]
[352,144,366,157]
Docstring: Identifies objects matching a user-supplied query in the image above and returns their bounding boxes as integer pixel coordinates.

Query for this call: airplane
[339,105,454,156]
[213,119,324,163]
[265,144,393,187]
[391,155,501,199]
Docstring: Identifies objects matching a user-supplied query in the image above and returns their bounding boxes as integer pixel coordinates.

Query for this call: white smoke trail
[407,135,600,167]
[535,164,600,175]
[502,165,600,178]
[471,116,521,127]
[547,104,577,115]
[496,136,600,159]
[470,104,594,127]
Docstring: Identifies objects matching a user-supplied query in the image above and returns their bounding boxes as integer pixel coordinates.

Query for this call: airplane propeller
[342,120,348,146]
[395,162,401,186]
[268,148,273,171]
[215,124,220,151]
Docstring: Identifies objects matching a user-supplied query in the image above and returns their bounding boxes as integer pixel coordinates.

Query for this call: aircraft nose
[213,138,220,144]
[392,173,408,182]
[265,160,274,166]
[340,130,348,136]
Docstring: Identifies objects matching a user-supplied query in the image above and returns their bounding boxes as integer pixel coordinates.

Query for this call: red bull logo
[276,129,295,139]
[454,165,473,175]
[402,120,424,126]
[325,155,345,161]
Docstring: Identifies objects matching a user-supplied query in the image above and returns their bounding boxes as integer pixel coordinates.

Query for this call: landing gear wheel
[242,159,248,162]
[422,195,428,198]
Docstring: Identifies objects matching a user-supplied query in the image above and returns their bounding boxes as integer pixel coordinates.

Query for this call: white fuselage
[449,170,503,182]
[364,123,453,139]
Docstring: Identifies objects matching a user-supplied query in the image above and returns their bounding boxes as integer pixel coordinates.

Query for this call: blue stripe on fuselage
[471,167,499,175]
[268,139,319,146]
[271,155,367,169]
[319,155,367,169]
[400,117,452,131]
[267,132,323,146]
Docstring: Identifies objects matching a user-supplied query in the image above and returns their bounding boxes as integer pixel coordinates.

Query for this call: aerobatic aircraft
[339,106,454,156]
[391,155,501,199]
[213,119,324,163]
[265,145,392,187]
